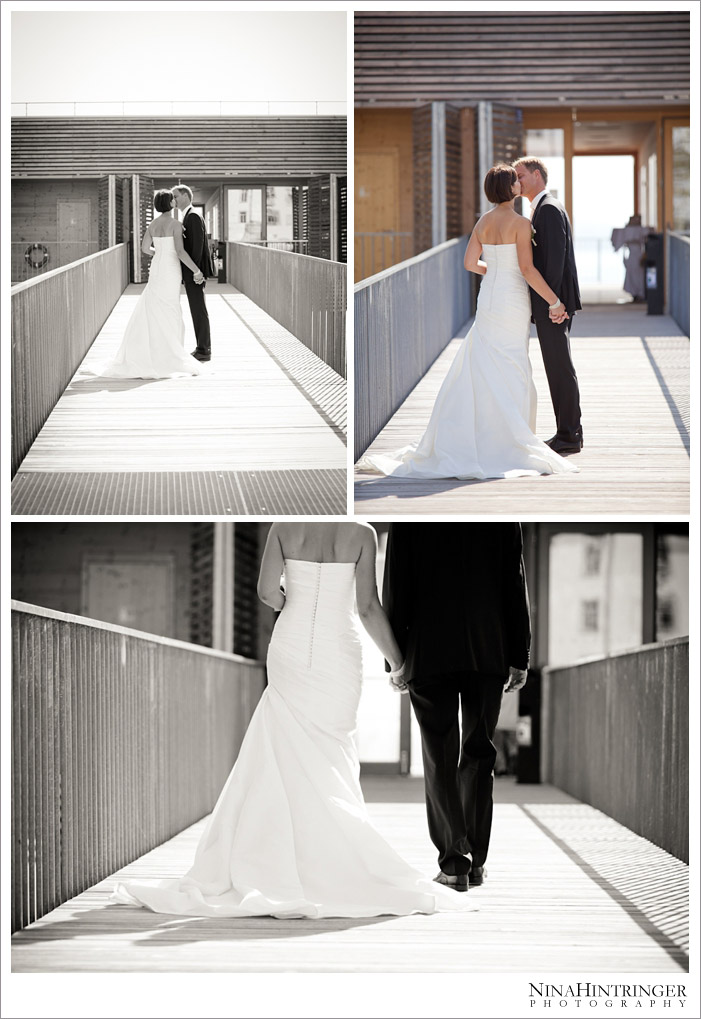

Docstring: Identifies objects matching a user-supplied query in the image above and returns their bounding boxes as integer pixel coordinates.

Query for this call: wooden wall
[12,117,347,178]
[355,11,690,108]
[11,179,99,278]
[11,524,194,642]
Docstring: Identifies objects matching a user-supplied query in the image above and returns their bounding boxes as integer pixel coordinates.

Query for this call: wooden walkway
[354,306,689,515]
[10,777,688,975]
[11,284,346,515]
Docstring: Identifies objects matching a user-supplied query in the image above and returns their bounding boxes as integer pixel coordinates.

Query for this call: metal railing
[354,232,414,282]
[354,236,473,460]
[228,242,346,378]
[542,637,689,862]
[249,239,309,254]
[11,100,347,118]
[11,602,266,933]
[10,243,129,477]
[667,231,690,336]
[12,242,101,284]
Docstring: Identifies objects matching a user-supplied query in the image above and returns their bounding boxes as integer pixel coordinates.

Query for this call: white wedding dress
[360,243,578,479]
[95,236,202,379]
[112,560,473,919]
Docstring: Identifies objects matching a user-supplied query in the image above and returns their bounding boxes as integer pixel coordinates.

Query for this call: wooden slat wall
[233,525,261,661]
[354,236,473,459]
[543,637,689,862]
[12,117,347,178]
[412,105,433,254]
[11,244,129,476]
[11,601,266,933]
[355,12,690,107]
[228,243,347,378]
[190,524,215,649]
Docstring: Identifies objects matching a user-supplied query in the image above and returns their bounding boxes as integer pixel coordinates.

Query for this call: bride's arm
[355,529,404,673]
[464,226,487,275]
[172,222,205,277]
[515,219,568,319]
[141,228,154,256]
[257,525,285,610]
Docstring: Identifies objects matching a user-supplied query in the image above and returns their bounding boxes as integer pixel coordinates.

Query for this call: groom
[382,523,530,890]
[513,157,583,455]
[173,185,214,362]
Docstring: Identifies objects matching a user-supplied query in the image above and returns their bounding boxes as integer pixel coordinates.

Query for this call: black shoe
[434,871,469,892]
[469,866,486,887]
[545,436,582,456]
[191,351,211,362]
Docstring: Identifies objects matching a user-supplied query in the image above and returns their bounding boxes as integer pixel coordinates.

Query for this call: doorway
[572,154,635,297]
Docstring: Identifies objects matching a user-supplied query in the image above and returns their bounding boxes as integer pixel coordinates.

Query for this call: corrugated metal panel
[12,117,347,178]
[355,12,690,107]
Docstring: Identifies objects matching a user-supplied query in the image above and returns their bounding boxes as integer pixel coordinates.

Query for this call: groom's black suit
[530,194,583,446]
[382,523,530,877]
[182,209,214,356]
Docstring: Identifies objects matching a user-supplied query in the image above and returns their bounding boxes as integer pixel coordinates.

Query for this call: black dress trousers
[534,313,582,444]
[409,672,505,875]
[184,277,211,355]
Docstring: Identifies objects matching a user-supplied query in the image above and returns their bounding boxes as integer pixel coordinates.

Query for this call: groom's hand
[193,270,205,285]
[504,667,528,693]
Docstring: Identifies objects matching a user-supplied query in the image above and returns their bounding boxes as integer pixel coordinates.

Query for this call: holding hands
[388,661,409,694]
[193,270,205,286]
[548,298,568,324]
[503,666,528,693]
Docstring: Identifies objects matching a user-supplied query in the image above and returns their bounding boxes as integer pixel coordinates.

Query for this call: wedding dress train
[94,236,202,379]
[359,244,578,479]
[112,560,473,919]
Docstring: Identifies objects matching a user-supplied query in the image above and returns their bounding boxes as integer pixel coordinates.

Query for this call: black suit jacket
[530,194,582,320]
[382,524,531,685]
[182,210,214,282]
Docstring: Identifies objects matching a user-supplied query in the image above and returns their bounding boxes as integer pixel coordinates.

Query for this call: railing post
[478,102,494,215]
[431,103,447,247]
[213,524,235,654]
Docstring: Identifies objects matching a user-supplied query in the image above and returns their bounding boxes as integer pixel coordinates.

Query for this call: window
[584,540,602,576]
[239,212,247,224]
[582,600,599,632]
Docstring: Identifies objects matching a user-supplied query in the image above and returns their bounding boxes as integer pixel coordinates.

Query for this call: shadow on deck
[10,776,688,975]
[355,305,689,515]
[12,284,346,515]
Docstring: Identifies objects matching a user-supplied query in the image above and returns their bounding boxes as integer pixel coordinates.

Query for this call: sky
[12,10,346,105]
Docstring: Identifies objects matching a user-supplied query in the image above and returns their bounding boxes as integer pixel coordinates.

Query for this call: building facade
[354,11,690,282]
[11,115,347,282]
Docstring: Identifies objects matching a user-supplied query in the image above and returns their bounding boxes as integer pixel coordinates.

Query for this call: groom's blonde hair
[173,184,193,202]
[512,157,548,185]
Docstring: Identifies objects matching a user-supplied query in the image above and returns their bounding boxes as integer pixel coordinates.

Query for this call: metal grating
[11,469,347,516]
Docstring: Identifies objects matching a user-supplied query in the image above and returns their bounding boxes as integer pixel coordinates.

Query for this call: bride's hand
[549,302,568,323]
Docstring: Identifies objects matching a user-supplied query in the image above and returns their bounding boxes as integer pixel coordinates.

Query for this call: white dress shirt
[530,189,549,216]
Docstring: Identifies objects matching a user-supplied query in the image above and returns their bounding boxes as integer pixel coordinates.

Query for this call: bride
[112,521,473,919]
[359,164,579,480]
[94,189,204,380]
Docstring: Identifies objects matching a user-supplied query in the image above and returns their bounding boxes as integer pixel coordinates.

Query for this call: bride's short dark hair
[484,164,517,204]
[154,189,174,213]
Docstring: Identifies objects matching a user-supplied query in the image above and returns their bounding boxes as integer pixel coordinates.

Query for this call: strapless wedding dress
[360,243,578,479]
[112,560,473,918]
[96,236,202,379]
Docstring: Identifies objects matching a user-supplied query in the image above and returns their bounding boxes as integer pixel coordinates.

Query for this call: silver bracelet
[549,298,561,310]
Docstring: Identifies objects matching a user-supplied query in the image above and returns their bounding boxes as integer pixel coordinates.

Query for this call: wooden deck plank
[11,283,347,514]
[354,307,689,515]
[10,778,688,974]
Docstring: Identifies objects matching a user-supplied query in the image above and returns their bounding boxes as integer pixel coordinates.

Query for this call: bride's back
[149,214,178,238]
[476,206,525,246]
[276,521,369,563]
